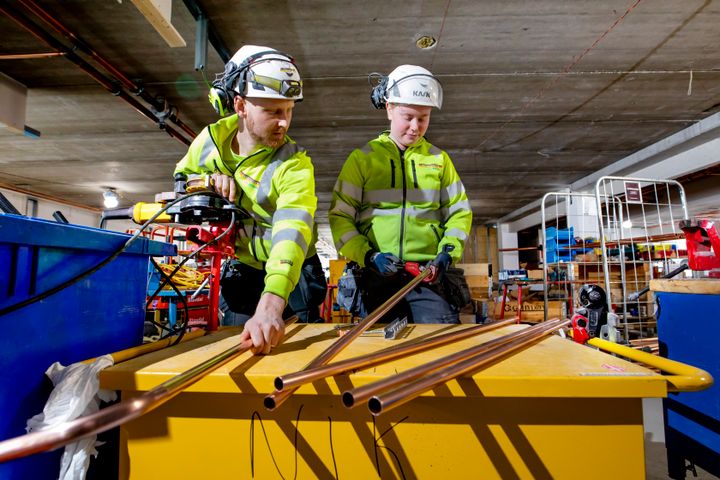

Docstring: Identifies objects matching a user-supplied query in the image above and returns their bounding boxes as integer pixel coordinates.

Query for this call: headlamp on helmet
[208,45,303,116]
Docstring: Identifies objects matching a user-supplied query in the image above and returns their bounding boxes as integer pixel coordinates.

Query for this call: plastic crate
[0,214,176,479]
[545,226,575,241]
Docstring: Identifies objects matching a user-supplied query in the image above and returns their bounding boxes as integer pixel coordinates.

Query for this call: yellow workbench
[101,324,668,479]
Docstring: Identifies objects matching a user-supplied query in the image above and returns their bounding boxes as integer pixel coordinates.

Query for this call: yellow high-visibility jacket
[174,114,317,301]
[329,132,472,266]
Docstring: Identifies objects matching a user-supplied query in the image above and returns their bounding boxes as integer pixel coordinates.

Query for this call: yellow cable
[157,263,209,290]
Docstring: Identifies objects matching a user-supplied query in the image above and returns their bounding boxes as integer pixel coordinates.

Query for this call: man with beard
[329,65,472,324]
[174,45,326,354]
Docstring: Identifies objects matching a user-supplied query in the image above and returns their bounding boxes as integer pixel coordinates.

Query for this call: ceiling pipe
[16,0,196,139]
[0,52,66,60]
[1,2,192,146]
[17,0,196,139]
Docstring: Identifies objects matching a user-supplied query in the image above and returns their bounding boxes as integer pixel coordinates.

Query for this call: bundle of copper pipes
[271,317,570,415]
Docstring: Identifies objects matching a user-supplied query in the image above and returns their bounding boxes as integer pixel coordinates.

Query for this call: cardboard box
[458,263,491,299]
[491,300,567,322]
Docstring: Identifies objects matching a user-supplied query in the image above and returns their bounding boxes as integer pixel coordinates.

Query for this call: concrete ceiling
[1,0,719,227]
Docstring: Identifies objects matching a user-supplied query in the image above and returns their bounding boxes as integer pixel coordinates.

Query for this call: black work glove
[429,251,452,284]
[365,250,403,276]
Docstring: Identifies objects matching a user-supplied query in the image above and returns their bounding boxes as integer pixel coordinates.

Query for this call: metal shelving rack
[540,191,607,323]
[594,176,689,341]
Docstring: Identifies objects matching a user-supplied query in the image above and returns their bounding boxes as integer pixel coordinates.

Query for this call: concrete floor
[644,398,717,479]
[646,440,717,480]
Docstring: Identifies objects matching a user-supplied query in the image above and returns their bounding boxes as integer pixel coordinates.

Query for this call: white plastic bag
[26,355,117,480]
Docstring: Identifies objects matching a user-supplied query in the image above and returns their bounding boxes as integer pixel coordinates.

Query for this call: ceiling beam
[130,0,186,48]
[0,73,27,134]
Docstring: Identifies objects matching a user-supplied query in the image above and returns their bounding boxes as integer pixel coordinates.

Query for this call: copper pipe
[82,329,205,365]
[275,317,518,392]
[343,318,566,409]
[17,0,197,139]
[0,316,297,462]
[1,2,192,145]
[264,268,433,410]
[0,52,66,59]
[368,319,571,415]
[562,232,684,249]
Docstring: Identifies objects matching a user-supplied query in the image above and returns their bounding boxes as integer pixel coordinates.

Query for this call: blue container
[0,214,175,479]
[657,290,720,479]
[545,226,575,241]
[545,236,576,263]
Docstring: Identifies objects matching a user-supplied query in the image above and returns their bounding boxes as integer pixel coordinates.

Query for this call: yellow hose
[588,337,714,392]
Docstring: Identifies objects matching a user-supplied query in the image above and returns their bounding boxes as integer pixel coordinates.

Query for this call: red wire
[430,0,453,70]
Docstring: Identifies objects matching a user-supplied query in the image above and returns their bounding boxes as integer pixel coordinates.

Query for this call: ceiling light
[415,35,437,49]
[103,188,119,208]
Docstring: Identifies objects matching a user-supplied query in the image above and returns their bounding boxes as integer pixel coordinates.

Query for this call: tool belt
[440,267,472,309]
[342,262,471,314]
[336,262,363,316]
[286,255,327,319]
[219,260,266,314]
[221,255,326,316]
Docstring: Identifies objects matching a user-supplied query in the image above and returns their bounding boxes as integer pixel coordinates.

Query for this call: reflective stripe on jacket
[329,132,472,266]
[174,114,317,301]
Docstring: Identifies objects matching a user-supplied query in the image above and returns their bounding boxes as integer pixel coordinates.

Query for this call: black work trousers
[359,268,460,324]
[219,255,327,325]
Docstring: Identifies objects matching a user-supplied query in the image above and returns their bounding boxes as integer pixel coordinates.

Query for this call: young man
[329,65,472,323]
[174,45,326,353]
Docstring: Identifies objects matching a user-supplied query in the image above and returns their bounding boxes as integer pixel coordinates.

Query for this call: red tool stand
[185,224,237,331]
[681,219,720,278]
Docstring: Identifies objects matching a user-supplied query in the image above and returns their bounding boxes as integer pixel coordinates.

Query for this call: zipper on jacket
[250,221,260,263]
[411,160,419,189]
[430,224,442,242]
[398,148,407,258]
[390,158,396,188]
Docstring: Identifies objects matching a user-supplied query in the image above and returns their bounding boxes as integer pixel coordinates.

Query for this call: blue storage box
[545,251,575,263]
[545,226,574,241]
[545,235,576,263]
[0,214,176,479]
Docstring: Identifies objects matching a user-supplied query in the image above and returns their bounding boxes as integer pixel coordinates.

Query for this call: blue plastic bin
[0,214,175,479]
[545,226,574,241]
[544,236,576,263]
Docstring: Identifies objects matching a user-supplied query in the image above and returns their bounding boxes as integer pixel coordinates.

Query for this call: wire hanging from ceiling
[429,0,452,71]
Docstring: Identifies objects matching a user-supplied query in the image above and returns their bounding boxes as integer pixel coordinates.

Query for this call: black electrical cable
[147,318,176,335]
[145,207,235,305]
[0,191,221,318]
[149,257,190,345]
[144,207,236,344]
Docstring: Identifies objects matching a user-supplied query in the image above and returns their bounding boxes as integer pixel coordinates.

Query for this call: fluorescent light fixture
[103,188,119,208]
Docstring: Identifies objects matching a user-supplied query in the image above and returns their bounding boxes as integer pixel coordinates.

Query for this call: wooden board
[457,263,489,276]
[650,278,720,295]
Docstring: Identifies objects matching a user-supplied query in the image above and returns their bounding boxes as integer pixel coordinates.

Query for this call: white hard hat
[385,65,442,109]
[227,45,303,101]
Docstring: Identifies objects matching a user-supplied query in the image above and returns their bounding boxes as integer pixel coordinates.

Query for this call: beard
[246,115,286,149]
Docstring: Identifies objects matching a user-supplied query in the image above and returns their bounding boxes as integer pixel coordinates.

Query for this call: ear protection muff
[369,73,389,109]
[208,50,297,116]
[208,60,242,117]
[208,83,232,117]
